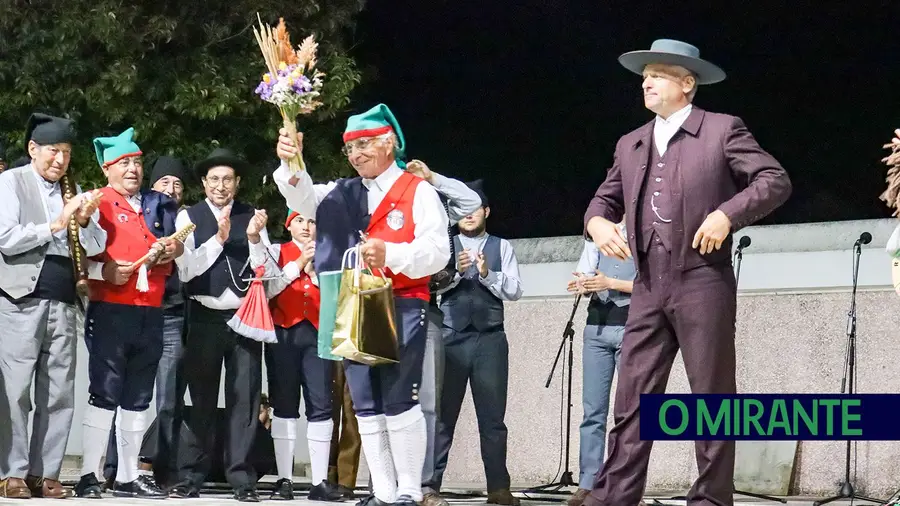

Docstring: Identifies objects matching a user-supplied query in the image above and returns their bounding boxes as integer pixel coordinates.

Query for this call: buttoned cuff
[87,260,104,281]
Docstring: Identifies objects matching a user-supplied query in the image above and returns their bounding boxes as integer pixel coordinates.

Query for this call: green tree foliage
[0,0,365,238]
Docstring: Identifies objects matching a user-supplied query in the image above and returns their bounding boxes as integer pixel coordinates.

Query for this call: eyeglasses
[341,137,383,156]
[204,176,236,188]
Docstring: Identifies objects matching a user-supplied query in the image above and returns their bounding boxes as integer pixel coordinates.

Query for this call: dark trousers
[264,320,333,422]
[84,301,163,411]
[585,242,737,506]
[345,297,427,417]
[104,307,186,484]
[432,328,511,493]
[176,301,262,491]
[328,363,361,489]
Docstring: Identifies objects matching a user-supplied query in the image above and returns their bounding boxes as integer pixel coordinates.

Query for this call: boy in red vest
[273,104,450,506]
[248,208,343,502]
[75,128,180,499]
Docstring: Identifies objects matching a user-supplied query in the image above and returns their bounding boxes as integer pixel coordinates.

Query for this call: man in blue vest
[432,180,523,505]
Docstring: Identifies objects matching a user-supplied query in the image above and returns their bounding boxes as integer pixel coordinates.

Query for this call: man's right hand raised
[586,217,631,261]
[276,128,303,162]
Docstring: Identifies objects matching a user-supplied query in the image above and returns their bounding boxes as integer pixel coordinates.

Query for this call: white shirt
[654,104,693,156]
[0,165,106,259]
[273,160,450,280]
[437,232,523,301]
[85,189,144,281]
[249,238,317,299]
[175,198,271,310]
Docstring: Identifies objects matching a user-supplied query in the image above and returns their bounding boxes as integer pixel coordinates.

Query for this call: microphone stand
[813,241,884,505]
[524,294,581,494]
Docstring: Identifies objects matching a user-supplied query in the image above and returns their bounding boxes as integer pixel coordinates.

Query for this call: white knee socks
[115,408,151,484]
[81,405,115,478]
[307,420,333,486]
[386,406,427,502]
[271,417,297,480]
[357,414,397,503]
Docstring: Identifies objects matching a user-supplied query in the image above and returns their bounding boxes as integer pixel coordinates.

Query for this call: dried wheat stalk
[880,141,900,216]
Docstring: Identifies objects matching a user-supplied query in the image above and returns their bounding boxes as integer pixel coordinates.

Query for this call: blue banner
[640,394,900,441]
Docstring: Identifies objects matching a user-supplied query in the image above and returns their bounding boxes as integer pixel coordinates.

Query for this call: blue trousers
[578,323,623,490]
[420,304,444,492]
[104,308,185,483]
[265,319,333,421]
[345,297,427,417]
[84,301,163,412]
[432,328,511,493]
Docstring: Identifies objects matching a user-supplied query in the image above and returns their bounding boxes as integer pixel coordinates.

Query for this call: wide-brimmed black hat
[618,39,726,85]
[193,147,252,179]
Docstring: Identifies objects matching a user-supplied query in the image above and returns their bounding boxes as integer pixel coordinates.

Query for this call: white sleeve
[273,162,337,219]
[173,209,224,282]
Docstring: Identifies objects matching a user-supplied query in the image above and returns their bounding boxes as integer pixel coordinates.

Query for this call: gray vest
[440,234,505,333]
[0,166,54,299]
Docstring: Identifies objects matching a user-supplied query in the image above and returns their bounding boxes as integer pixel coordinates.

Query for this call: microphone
[855,232,872,246]
[737,236,751,250]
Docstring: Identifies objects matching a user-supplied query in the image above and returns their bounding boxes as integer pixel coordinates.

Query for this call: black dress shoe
[168,481,201,498]
[337,485,355,500]
[234,487,260,502]
[269,478,294,500]
[355,493,394,506]
[74,473,103,499]
[394,494,417,506]
[113,475,168,499]
[309,480,345,502]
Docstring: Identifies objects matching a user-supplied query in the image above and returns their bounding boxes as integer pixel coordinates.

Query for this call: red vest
[271,240,321,329]
[88,187,171,307]
[365,171,430,301]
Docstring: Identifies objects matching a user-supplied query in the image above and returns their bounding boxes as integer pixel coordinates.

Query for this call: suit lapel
[629,121,654,211]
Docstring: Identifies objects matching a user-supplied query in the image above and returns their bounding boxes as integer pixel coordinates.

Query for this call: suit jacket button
[154,222,160,228]
[31,276,36,281]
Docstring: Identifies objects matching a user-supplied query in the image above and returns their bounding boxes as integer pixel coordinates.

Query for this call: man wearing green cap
[0,113,107,499]
[274,103,451,506]
[74,127,179,499]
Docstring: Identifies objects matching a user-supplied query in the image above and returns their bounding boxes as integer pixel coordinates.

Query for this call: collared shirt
[273,160,450,280]
[437,232,523,301]
[0,165,106,259]
[174,198,272,310]
[654,103,692,156]
[575,238,635,306]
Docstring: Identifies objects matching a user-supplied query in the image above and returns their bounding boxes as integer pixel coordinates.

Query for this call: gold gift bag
[331,244,399,365]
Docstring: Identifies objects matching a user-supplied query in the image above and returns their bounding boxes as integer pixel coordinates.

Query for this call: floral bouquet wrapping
[253,14,324,173]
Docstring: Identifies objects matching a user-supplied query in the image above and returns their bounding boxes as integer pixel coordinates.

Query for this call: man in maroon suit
[581,39,792,506]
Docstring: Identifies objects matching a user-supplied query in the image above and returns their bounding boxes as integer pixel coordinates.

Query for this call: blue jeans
[578,323,623,490]
[104,308,185,482]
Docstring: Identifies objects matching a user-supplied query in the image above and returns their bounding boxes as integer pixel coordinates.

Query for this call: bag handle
[356,231,390,283]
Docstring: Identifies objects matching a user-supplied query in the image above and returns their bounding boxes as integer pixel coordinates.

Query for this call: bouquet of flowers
[880,130,900,216]
[253,14,325,173]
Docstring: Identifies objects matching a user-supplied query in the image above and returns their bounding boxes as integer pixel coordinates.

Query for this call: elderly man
[102,155,190,488]
[274,103,451,506]
[582,39,791,506]
[0,113,106,499]
[168,148,270,503]
[75,128,179,499]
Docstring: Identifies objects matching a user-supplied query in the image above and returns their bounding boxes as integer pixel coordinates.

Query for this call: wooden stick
[129,223,196,271]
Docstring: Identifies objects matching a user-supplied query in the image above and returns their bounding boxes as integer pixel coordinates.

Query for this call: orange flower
[276,18,299,66]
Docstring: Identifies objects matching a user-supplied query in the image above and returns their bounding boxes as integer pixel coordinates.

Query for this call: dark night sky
[347,1,900,239]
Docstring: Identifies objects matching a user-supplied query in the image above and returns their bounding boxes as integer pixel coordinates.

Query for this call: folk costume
[249,209,343,501]
[102,155,189,487]
[274,103,451,506]
[582,39,791,506]
[0,114,107,499]
[432,181,523,504]
[76,128,175,499]
[171,148,269,502]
